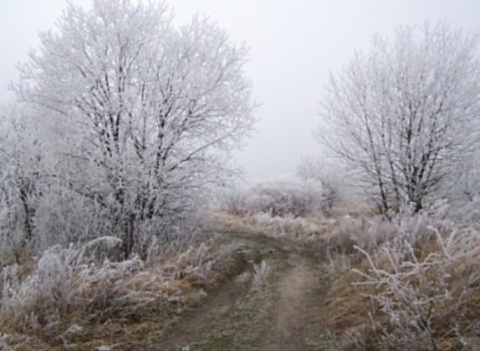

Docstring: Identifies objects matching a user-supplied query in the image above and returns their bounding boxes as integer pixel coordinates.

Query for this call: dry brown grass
[0,240,249,350]
[317,208,480,350]
[208,207,341,242]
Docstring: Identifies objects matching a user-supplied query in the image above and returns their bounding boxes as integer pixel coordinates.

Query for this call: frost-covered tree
[446,148,480,201]
[0,104,44,262]
[15,0,255,257]
[316,22,480,213]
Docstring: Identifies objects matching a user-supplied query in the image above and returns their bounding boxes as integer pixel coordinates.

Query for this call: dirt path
[150,231,329,351]
[150,271,252,351]
[260,256,327,351]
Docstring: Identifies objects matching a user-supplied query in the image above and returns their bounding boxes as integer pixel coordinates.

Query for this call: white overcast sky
[1,1,479,181]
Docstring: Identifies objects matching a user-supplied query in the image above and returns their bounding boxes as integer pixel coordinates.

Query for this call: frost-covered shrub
[220,188,249,215]
[320,209,439,266]
[354,227,480,349]
[444,196,480,232]
[0,238,241,334]
[0,237,144,331]
[249,178,324,217]
[330,205,480,349]
[221,178,325,217]
[296,156,347,214]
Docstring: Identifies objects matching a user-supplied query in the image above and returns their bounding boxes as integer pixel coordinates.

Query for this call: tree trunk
[122,214,136,259]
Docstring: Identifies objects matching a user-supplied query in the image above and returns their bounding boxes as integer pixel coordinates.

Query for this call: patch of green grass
[190,287,275,350]
[188,255,284,351]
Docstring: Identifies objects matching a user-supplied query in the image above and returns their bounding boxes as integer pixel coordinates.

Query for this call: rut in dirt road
[152,270,252,351]
[259,255,328,351]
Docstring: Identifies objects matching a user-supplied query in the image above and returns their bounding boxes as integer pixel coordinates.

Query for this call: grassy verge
[0,238,252,351]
